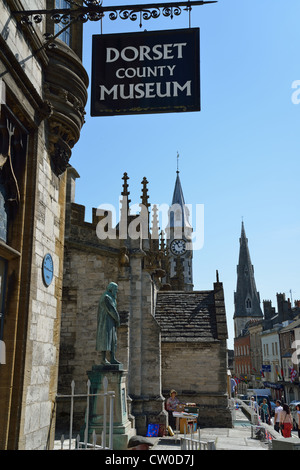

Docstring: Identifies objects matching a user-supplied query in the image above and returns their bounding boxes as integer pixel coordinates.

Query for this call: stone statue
[96,282,121,365]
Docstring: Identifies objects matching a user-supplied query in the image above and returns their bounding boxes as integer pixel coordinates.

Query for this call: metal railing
[55,376,115,450]
[233,398,278,447]
[230,397,259,424]
[180,428,216,450]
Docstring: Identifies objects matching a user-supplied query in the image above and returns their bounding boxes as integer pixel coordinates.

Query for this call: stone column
[86,364,135,450]
[128,253,167,434]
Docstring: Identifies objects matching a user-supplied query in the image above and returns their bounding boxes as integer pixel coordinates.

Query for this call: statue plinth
[85,364,135,450]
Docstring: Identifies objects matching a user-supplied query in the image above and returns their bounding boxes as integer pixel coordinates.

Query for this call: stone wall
[157,282,232,429]
[0,0,87,450]
[162,341,232,428]
[58,177,167,435]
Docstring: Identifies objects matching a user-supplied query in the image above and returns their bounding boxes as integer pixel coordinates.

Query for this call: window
[246,297,252,311]
[55,0,71,46]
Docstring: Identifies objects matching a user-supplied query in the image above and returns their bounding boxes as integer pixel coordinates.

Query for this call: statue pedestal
[86,364,135,450]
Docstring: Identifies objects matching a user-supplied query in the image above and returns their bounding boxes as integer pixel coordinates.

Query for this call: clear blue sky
[70,0,300,349]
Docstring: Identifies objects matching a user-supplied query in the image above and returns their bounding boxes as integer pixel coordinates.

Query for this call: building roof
[279,317,300,333]
[155,290,218,342]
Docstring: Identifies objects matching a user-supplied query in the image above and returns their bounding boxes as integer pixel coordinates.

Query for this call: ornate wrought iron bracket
[13,0,217,32]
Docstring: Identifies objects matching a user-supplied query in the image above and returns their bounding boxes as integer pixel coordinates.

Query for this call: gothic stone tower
[166,170,193,291]
[233,222,263,338]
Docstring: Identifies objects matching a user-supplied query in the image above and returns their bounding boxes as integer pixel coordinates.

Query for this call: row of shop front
[236,376,300,404]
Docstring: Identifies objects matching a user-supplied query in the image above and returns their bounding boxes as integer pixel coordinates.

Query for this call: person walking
[250,396,258,412]
[274,400,283,433]
[279,403,293,438]
[260,398,270,424]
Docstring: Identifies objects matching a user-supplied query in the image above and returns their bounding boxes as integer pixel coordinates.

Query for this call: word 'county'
[106,43,188,63]
[115,65,176,79]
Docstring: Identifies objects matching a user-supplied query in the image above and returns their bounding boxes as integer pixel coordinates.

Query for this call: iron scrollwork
[13,1,217,31]
[162,6,182,19]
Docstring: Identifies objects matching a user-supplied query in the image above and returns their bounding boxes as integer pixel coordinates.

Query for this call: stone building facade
[156,286,231,427]
[57,169,232,436]
[248,320,263,388]
[58,170,168,435]
[0,0,88,450]
[234,333,251,391]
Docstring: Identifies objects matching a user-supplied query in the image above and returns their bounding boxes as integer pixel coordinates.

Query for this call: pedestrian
[296,404,300,438]
[250,396,258,413]
[230,378,237,398]
[274,400,283,433]
[279,403,293,438]
[260,398,270,424]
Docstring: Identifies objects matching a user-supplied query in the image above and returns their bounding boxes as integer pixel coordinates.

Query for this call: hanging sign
[91,28,200,116]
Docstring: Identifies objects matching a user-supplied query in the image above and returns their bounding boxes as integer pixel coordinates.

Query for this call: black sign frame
[91,28,200,117]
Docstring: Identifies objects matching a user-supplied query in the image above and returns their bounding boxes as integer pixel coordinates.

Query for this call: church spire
[169,166,192,232]
[233,222,263,337]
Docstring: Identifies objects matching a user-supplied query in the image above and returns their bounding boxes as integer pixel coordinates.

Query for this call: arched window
[246,297,252,312]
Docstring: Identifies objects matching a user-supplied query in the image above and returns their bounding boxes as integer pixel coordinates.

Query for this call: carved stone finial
[121,172,130,200]
[120,173,131,230]
[140,177,150,209]
[151,204,160,244]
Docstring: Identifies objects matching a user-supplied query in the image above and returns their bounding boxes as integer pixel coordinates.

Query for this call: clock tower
[166,167,193,291]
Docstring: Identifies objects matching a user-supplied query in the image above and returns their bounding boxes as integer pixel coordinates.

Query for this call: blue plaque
[42,253,54,286]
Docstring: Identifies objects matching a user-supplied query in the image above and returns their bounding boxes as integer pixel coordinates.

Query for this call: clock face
[170,239,186,256]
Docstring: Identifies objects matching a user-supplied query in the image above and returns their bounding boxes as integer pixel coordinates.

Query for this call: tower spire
[169,169,192,231]
[165,160,193,292]
[233,221,263,337]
